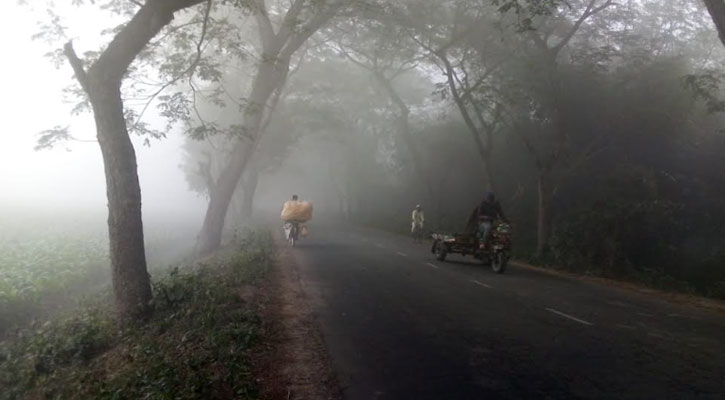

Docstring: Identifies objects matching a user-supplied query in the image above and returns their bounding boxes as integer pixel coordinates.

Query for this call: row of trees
[184,0,725,296]
[38,0,725,319]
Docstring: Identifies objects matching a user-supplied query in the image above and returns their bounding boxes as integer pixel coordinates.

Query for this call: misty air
[1,1,725,399]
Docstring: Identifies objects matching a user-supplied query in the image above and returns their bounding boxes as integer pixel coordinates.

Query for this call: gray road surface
[284,225,725,399]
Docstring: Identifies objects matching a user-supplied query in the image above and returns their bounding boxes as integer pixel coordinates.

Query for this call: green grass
[0,211,201,334]
[0,213,110,333]
[0,228,272,400]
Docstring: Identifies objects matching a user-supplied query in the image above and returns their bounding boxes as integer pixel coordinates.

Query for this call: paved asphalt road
[285,225,725,399]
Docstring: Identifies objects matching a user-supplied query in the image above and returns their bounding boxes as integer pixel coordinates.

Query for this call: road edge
[251,229,341,400]
[510,260,725,314]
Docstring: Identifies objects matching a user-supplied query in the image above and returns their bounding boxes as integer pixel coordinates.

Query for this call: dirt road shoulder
[251,239,339,400]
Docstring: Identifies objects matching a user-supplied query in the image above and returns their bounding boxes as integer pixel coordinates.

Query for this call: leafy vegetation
[549,199,725,298]
[0,212,201,335]
[0,213,109,334]
[0,229,271,400]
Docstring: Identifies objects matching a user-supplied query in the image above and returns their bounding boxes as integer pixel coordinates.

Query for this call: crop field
[0,209,200,333]
[1,212,107,297]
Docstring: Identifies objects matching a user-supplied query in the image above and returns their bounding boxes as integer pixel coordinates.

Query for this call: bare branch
[279,0,344,60]
[550,0,614,57]
[132,0,213,129]
[63,41,90,92]
[439,50,490,156]
[335,42,375,71]
[152,20,204,48]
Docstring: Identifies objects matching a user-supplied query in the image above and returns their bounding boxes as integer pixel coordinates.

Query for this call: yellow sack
[281,200,313,222]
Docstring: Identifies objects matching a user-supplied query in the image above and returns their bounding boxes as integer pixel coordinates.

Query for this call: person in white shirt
[411,204,425,243]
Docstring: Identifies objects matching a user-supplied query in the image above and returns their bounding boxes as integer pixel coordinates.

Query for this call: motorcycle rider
[411,204,425,242]
[477,191,508,246]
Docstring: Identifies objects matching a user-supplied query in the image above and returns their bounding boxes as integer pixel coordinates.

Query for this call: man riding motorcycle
[476,191,508,246]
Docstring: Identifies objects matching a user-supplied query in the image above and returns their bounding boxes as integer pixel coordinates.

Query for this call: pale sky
[0,2,206,217]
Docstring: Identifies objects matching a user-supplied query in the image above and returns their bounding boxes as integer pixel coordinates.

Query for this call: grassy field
[0,229,272,399]
[0,209,201,334]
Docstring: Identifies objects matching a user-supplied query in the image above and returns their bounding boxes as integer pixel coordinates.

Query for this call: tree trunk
[536,173,552,258]
[63,0,206,321]
[704,0,725,48]
[482,157,496,193]
[438,52,498,194]
[196,58,286,254]
[90,85,152,319]
[197,140,257,254]
[241,167,259,220]
[374,74,436,205]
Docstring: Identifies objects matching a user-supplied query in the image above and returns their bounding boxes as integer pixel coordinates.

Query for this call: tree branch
[63,41,90,92]
[278,0,344,60]
[499,105,543,169]
[132,0,213,129]
[90,0,207,84]
[439,50,490,157]
[276,0,307,42]
[550,0,614,57]
[151,20,204,48]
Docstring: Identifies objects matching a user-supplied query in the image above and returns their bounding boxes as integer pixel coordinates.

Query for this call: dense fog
[1,3,206,219]
[3,1,725,398]
[3,0,725,333]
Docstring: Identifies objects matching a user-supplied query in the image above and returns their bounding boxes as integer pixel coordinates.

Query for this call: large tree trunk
[63,0,207,320]
[197,139,257,255]
[536,173,552,258]
[704,0,725,47]
[240,167,259,220]
[196,46,292,255]
[91,85,151,319]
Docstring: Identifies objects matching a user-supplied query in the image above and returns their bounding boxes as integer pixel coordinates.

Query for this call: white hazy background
[0,2,206,218]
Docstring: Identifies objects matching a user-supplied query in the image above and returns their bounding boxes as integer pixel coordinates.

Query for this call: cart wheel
[491,251,507,274]
[435,242,448,261]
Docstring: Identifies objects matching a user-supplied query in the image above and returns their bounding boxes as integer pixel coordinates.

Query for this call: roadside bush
[550,199,725,298]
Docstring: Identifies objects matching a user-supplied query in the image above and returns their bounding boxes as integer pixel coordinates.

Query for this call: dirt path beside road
[252,237,339,400]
